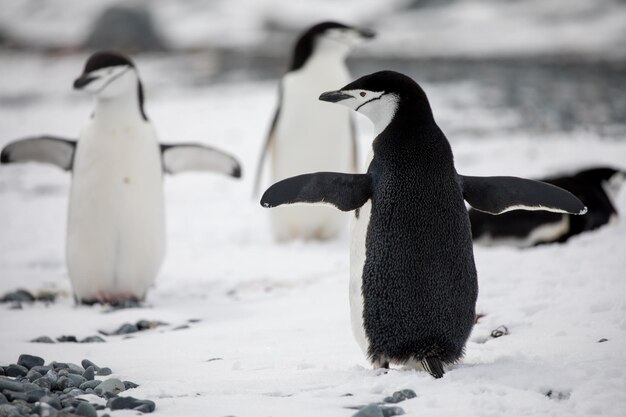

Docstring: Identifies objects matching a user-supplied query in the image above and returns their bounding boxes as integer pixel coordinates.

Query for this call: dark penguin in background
[254,21,375,241]
[1,51,241,305]
[260,71,586,378]
[470,166,624,247]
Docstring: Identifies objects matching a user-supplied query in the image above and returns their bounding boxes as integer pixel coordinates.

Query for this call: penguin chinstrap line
[260,71,587,379]
[254,21,375,241]
[1,51,242,305]
[470,166,625,247]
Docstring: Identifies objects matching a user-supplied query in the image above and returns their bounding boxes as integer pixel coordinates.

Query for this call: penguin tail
[421,357,445,379]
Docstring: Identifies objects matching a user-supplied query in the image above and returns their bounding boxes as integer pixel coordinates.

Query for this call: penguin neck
[92,83,146,124]
[300,44,349,74]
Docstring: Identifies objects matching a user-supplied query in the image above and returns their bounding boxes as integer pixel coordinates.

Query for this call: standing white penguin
[1,51,241,305]
[254,21,375,241]
[261,71,587,378]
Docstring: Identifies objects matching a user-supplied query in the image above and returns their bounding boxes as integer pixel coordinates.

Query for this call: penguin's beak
[73,74,98,90]
[357,28,376,39]
[319,90,354,103]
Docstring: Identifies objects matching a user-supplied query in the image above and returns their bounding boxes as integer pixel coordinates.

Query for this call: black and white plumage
[261,71,585,378]
[254,21,375,241]
[1,51,241,305]
[470,167,623,247]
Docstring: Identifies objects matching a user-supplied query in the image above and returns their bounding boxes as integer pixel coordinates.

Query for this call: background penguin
[470,166,624,247]
[0,51,241,305]
[254,21,375,241]
[260,71,586,378]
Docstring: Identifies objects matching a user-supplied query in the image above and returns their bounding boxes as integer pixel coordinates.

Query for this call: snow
[1,53,626,417]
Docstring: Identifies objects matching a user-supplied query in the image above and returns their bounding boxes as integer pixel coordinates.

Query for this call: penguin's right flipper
[261,172,372,212]
[1,136,76,171]
[160,143,241,178]
[421,357,445,379]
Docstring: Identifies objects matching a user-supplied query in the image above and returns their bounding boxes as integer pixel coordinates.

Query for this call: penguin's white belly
[271,68,353,240]
[67,125,165,302]
[350,200,372,356]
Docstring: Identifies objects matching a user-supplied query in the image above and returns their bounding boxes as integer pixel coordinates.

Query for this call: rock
[24,388,46,403]
[45,370,59,385]
[58,369,69,377]
[51,362,69,370]
[79,380,101,391]
[1,289,34,303]
[123,381,139,390]
[5,364,28,377]
[0,393,6,405]
[1,390,27,402]
[67,374,86,387]
[75,402,97,417]
[56,376,75,390]
[17,354,45,370]
[107,396,155,412]
[0,377,24,392]
[80,360,100,372]
[490,325,509,338]
[382,406,405,417]
[25,370,42,382]
[96,367,112,376]
[83,5,167,52]
[353,405,384,417]
[40,395,62,410]
[94,378,125,397]
[172,325,190,331]
[67,363,85,374]
[56,336,78,343]
[383,389,416,404]
[0,404,18,417]
[0,368,3,377]
[80,336,105,343]
[114,323,139,335]
[30,336,55,344]
[68,389,84,397]
[82,367,94,381]
[31,402,59,417]
[31,366,52,375]
[33,377,52,390]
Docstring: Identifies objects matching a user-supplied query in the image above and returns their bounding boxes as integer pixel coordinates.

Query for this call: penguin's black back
[288,22,350,71]
[362,106,478,365]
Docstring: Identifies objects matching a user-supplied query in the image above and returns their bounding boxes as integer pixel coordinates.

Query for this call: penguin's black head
[576,167,626,202]
[73,51,147,120]
[319,71,434,133]
[289,21,375,71]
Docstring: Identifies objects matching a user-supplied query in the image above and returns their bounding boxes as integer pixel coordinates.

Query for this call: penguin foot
[421,357,445,379]
[372,358,390,374]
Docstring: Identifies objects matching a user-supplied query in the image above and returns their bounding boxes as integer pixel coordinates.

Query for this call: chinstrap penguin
[470,166,624,247]
[254,21,375,241]
[1,51,241,305]
[260,71,586,378]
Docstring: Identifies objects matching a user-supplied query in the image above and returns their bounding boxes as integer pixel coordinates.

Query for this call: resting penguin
[260,71,586,378]
[1,51,241,305]
[254,21,375,241]
[470,166,625,247]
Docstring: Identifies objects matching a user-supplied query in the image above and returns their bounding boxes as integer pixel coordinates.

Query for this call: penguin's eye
[360,91,366,97]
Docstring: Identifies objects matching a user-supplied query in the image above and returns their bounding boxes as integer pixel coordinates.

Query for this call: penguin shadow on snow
[254,21,375,242]
[261,70,587,379]
[0,50,242,307]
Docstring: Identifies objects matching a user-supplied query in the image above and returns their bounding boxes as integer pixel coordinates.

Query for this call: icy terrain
[1,53,626,417]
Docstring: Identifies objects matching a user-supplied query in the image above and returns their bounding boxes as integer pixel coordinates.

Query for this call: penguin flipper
[1,136,76,171]
[459,175,587,215]
[421,357,445,379]
[253,107,280,197]
[160,143,241,178]
[261,172,371,212]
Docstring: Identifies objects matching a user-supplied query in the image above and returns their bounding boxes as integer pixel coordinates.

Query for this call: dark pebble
[1,390,27,402]
[67,363,85,375]
[56,335,78,343]
[75,402,97,417]
[400,389,416,399]
[68,389,84,397]
[490,325,509,338]
[113,323,139,335]
[33,377,52,390]
[24,388,46,403]
[51,362,69,370]
[1,289,34,303]
[96,367,112,376]
[31,366,52,375]
[0,377,25,392]
[107,396,155,412]
[25,370,42,382]
[22,382,41,392]
[598,338,608,343]
[95,404,106,411]
[123,381,139,390]
[67,374,86,387]
[80,336,106,343]
[5,364,28,377]
[0,367,4,377]
[382,406,405,417]
[80,360,100,371]
[79,380,101,391]
[136,320,151,330]
[0,404,18,416]
[82,367,94,381]
[30,336,55,344]
[45,370,59,385]
[94,378,125,397]
[383,389,417,404]
[0,393,6,405]
[56,376,75,390]
[353,405,384,417]
[17,354,45,370]
[172,325,190,331]
[32,402,59,417]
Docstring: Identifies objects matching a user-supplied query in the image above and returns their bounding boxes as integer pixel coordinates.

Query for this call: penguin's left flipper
[1,136,76,171]
[460,175,587,215]
[160,143,241,178]
[261,172,372,211]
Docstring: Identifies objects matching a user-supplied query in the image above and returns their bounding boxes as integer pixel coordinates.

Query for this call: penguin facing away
[260,71,586,378]
[470,166,625,247]
[254,21,375,241]
[1,51,241,305]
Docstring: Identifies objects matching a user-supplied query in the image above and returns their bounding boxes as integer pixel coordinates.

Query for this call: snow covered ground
[1,53,625,416]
